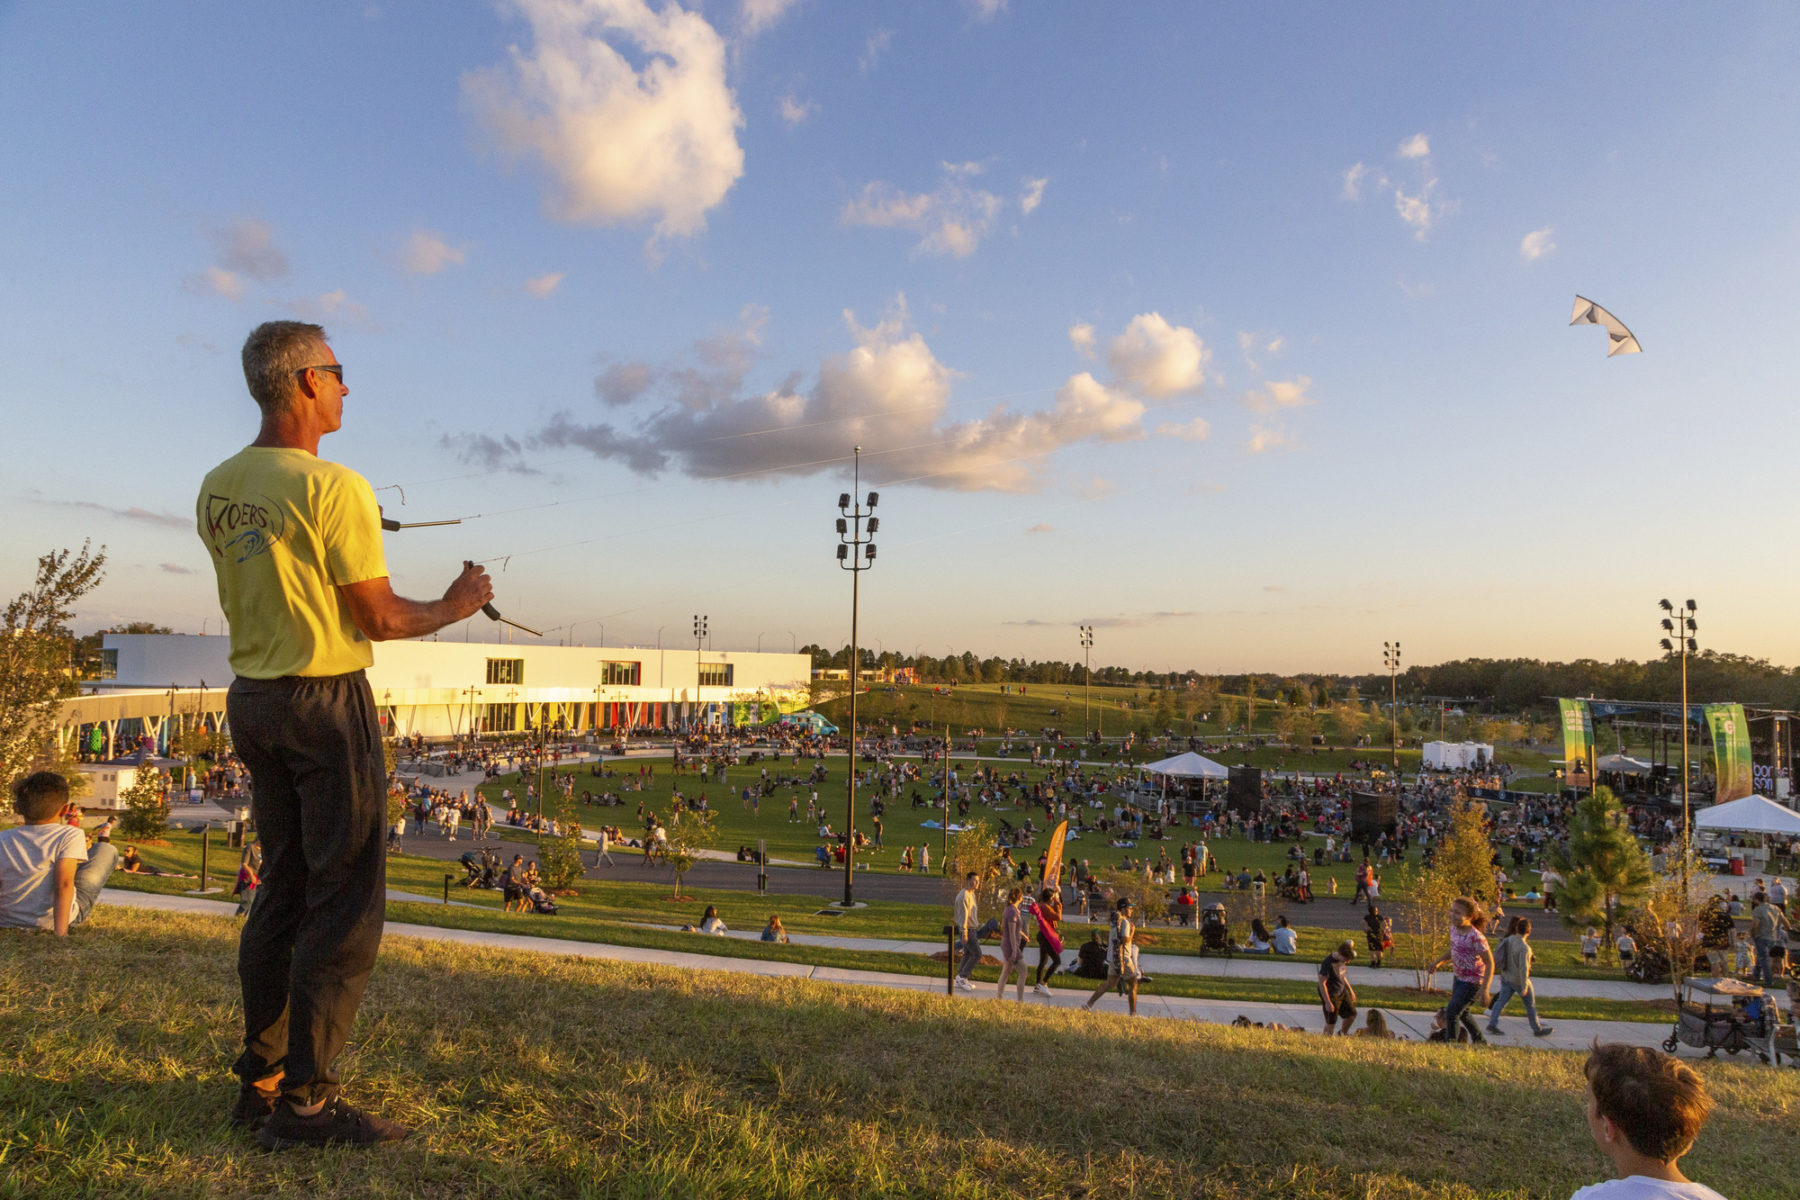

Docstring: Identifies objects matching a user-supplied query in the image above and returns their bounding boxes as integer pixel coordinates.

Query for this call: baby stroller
[526,885,559,915]
[460,848,500,889]
[1199,904,1234,958]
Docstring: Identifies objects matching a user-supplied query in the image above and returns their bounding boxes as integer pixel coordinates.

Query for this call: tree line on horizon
[802,644,1800,715]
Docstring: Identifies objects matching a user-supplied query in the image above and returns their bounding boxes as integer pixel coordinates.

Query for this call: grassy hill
[4,908,1796,1199]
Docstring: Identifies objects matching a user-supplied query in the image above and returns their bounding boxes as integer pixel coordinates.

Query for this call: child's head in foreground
[1583,1042,1711,1165]
[12,771,69,823]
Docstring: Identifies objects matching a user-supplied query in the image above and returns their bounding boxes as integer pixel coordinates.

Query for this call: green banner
[1559,698,1593,782]
[1706,703,1754,802]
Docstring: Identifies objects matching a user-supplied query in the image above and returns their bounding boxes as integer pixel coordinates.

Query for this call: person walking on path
[594,825,615,868]
[1083,897,1140,1016]
[996,887,1028,1001]
[1317,939,1358,1035]
[1428,897,1495,1045]
[1031,886,1064,995]
[1485,916,1554,1038]
[1363,903,1392,969]
[200,320,492,1149]
[1749,891,1790,988]
[952,872,982,991]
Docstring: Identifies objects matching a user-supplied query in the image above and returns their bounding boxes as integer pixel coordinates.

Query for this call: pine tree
[1551,786,1654,952]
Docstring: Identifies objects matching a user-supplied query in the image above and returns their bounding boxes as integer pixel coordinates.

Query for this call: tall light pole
[1383,641,1401,778]
[1079,624,1094,737]
[1660,599,1698,899]
[835,446,879,907]
[693,614,708,735]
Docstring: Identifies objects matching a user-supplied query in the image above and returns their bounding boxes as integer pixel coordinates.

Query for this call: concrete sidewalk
[98,887,1684,1056]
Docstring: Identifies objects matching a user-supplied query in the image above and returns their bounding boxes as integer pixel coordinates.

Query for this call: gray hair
[241,321,328,412]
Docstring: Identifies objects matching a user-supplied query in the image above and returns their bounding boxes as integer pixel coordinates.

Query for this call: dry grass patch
[1,908,1794,1199]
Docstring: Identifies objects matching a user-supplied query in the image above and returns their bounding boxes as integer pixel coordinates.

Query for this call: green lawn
[108,832,1669,1023]
[4,906,1795,1199]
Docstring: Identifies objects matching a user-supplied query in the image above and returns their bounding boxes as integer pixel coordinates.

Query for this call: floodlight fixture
[1662,618,1675,632]
[1660,638,1674,652]
[836,517,847,534]
[838,493,851,509]
[1659,598,1674,612]
[837,544,848,560]
[866,517,878,533]
[1686,599,1696,612]
[867,491,879,508]
[866,544,877,560]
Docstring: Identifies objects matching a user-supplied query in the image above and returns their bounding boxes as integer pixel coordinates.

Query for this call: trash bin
[1730,857,1745,876]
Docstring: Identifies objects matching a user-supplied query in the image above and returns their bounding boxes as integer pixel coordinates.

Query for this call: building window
[480,703,518,733]
[698,662,733,687]
[485,658,525,685]
[601,660,641,686]
[100,649,118,680]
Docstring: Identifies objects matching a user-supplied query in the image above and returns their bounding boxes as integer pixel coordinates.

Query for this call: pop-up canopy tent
[1422,741,1494,770]
[1693,793,1800,836]
[1597,753,1653,775]
[1141,750,1229,780]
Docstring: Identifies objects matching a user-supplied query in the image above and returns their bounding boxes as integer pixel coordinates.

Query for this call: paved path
[98,888,1689,1056]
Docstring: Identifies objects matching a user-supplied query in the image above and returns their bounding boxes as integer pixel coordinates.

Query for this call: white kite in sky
[1570,295,1642,356]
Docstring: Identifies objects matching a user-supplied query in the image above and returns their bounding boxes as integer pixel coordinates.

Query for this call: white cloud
[1019,176,1048,215]
[739,0,798,36]
[777,93,815,125]
[1075,477,1118,501]
[1265,335,1285,355]
[1247,425,1292,454]
[188,266,245,301]
[525,271,566,297]
[860,27,892,71]
[282,289,373,326]
[1068,322,1096,359]
[214,219,290,281]
[1340,135,1449,240]
[1026,522,1054,534]
[1155,416,1212,442]
[1106,312,1208,398]
[1520,226,1556,261]
[452,299,1157,492]
[967,0,1007,20]
[1242,376,1314,414]
[186,217,289,300]
[464,0,744,243]
[841,162,1005,258]
[400,229,468,275]
[1394,185,1437,239]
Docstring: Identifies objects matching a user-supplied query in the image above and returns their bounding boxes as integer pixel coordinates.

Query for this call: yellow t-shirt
[197,446,388,679]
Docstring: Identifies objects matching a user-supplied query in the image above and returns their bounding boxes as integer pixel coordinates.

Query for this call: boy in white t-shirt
[0,771,120,936]
[1570,1043,1727,1200]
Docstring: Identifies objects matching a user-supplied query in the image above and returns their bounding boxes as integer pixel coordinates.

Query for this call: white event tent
[1142,751,1230,780]
[1693,794,1800,836]
[1596,754,1653,775]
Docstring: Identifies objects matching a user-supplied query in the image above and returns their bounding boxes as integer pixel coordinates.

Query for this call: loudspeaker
[1350,791,1398,841]
[1226,766,1263,815]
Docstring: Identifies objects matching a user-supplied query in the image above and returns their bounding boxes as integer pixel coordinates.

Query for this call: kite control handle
[464,560,543,637]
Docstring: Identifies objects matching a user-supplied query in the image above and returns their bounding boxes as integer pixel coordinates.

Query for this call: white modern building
[68,633,811,748]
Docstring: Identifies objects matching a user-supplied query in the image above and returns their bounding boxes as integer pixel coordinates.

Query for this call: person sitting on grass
[1353,1009,1396,1039]
[697,905,728,935]
[0,771,120,936]
[1243,918,1274,954]
[1570,1043,1725,1200]
[118,845,192,878]
[761,914,788,943]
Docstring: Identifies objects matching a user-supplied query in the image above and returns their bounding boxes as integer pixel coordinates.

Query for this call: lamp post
[1660,599,1698,899]
[1079,624,1094,738]
[1383,641,1401,778]
[693,614,708,735]
[835,445,879,907]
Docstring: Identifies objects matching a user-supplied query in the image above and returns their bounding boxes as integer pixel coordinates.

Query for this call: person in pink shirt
[1428,896,1495,1045]
[996,887,1028,1002]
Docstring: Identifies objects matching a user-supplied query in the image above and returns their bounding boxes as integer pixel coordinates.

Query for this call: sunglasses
[295,364,345,384]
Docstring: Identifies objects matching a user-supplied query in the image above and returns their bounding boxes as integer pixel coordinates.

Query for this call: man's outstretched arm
[339,563,493,642]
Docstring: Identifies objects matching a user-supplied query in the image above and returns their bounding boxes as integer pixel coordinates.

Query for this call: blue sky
[4,1,1798,673]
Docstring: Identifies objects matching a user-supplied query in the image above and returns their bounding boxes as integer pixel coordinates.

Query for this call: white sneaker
[1033,983,1051,996]
[954,977,974,991]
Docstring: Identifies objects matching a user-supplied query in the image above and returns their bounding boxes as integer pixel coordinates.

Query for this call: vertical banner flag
[1705,703,1754,802]
[1559,699,1593,782]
